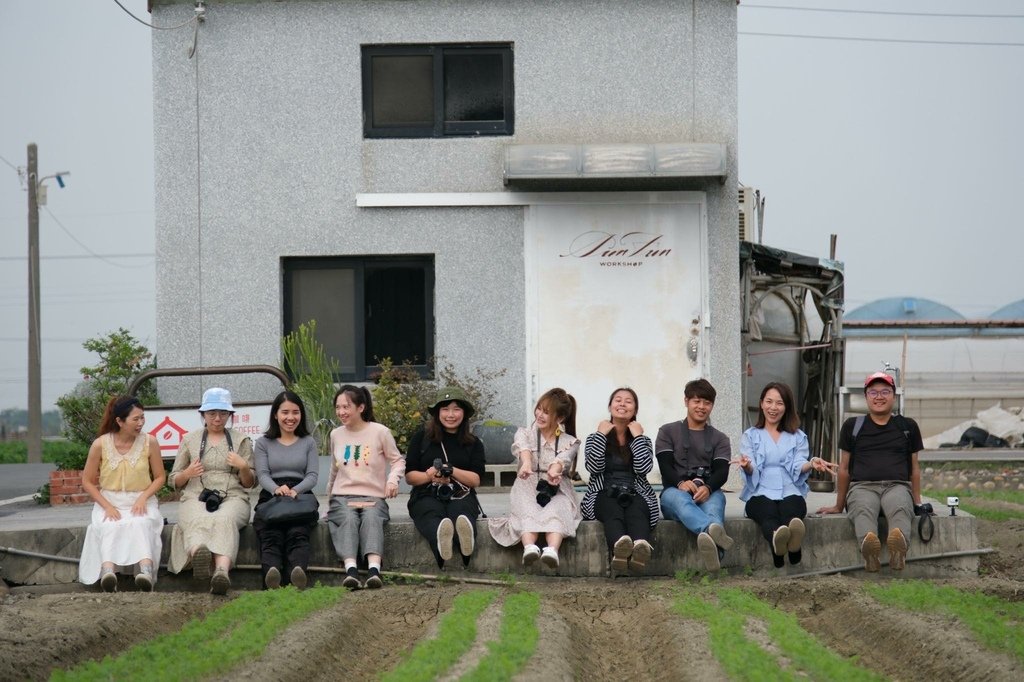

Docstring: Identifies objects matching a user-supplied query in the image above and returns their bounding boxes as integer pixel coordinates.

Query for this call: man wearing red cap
[818,372,923,572]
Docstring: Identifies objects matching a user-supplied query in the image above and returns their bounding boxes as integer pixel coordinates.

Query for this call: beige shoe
[210,568,231,595]
[134,566,154,592]
[100,569,117,593]
[887,528,908,570]
[697,532,720,572]
[264,566,281,589]
[787,517,806,553]
[861,532,882,572]
[192,545,212,581]
[611,535,633,572]
[707,523,734,550]
[629,539,653,574]
[522,544,541,566]
[436,517,455,561]
[290,566,308,589]
[772,526,791,557]
[455,515,475,557]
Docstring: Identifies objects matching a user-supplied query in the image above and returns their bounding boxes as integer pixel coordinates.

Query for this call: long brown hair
[607,387,639,463]
[98,396,143,436]
[754,381,800,433]
[535,387,576,437]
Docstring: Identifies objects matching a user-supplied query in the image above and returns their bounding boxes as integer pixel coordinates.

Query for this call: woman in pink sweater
[326,385,405,589]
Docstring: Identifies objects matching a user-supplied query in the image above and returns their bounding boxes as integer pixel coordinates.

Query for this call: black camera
[689,466,709,488]
[198,488,223,513]
[432,458,454,479]
[914,502,934,516]
[607,483,636,507]
[536,479,559,507]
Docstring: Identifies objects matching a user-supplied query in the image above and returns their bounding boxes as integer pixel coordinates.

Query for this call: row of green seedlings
[52,585,344,682]
[674,577,1024,681]
[381,589,540,682]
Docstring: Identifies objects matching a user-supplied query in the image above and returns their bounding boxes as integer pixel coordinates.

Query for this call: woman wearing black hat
[405,387,486,568]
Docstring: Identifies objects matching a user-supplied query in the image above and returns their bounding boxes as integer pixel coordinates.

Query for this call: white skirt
[78,489,164,585]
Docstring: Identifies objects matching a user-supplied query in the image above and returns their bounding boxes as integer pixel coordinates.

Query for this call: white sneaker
[629,539,653,574]
[611,535,633,572]
[772,526,791,557]
[437,517,455,561]
[541,546,560,569]
[697,532,720,572]
[522,544,541,566]
[134,566,154,592]
[455,515,475,557]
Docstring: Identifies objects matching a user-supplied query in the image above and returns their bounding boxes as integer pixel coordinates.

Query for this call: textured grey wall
[151,0,739,437]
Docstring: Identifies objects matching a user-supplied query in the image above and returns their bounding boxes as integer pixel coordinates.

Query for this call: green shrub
[55,328,158,448]
[281,320,340,455]
[369,358,433,454]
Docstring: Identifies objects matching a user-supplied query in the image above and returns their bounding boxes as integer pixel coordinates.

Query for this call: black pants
[744,494,807,543]
[408,492,480,568]
[253,485,314,586]
[594,493,651,551]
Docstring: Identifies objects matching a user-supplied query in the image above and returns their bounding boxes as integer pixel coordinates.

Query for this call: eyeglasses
[866,389,893,398]
[204,410,232,418]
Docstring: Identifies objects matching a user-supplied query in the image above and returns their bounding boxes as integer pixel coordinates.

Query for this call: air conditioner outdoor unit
[738,186,757,242]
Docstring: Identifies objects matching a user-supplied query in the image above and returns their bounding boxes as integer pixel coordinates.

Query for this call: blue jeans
[660,486,726,537]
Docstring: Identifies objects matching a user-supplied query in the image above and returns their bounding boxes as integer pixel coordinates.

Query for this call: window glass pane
[365,265,426,365]
[371,55,434,126]
[444,52,504,122]
[290,268,357,376]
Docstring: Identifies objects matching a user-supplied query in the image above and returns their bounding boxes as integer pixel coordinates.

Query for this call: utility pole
[27,143,41,463]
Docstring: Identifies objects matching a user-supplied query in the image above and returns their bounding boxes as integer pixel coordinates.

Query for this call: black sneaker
[365,567,383,589]
[342,567,360,590]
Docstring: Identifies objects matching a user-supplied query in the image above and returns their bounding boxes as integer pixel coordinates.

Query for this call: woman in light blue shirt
[736,382,829,567]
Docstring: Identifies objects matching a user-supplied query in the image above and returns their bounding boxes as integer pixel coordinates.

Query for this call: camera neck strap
[535,428,560,476]
[198,428,233,494]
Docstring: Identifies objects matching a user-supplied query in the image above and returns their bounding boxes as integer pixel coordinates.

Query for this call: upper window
[282,256,435,381]
[362,44,514,138]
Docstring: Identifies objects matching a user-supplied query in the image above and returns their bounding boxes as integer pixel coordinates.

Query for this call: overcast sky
[2,0,1022,411]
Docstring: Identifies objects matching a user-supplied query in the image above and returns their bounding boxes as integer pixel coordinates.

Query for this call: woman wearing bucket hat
[168,387,256,595]
[406,387,486,569]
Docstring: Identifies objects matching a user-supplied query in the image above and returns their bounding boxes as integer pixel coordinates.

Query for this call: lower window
[282,256,435,380]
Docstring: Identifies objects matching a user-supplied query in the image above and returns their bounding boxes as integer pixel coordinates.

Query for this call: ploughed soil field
[2,516,1022,681]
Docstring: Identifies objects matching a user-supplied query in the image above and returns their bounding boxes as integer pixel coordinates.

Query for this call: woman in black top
[406,387,487,568]
[582,388,659,574]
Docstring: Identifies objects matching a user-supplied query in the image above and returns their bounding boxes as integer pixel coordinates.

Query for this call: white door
[524,193,708,468]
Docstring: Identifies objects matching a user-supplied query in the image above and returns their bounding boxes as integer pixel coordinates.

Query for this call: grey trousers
[846,480,913,544]
[327,496,390,561]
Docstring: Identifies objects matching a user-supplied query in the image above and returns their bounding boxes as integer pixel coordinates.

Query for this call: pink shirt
[326,421,405,498]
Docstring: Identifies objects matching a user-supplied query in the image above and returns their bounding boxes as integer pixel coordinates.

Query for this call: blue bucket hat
[199,387,235,412]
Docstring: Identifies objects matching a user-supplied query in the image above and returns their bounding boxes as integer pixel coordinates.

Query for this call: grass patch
[0,440,81,465]
[51,585,344,681]
[674,583,883,681]
[461,591,540,682]
[866,581,1024,663]
[924,488,1024,521]
[381,589,497,682]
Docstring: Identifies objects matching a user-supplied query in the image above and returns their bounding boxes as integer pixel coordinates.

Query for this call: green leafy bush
[55,328,158,449]
[281,320,340,455]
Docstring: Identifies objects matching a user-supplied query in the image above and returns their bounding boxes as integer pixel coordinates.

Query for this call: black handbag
[254,494,319,526]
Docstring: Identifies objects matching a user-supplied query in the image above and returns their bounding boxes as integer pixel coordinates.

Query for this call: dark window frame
[282,255,435,381]
[362,43,514,138]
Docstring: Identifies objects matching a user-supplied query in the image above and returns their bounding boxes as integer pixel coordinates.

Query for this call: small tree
[369,358,434,455]
[55,328,158,454]
[281,320,340,455]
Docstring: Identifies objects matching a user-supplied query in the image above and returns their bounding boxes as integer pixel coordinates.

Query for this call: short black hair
[684,378,716,403]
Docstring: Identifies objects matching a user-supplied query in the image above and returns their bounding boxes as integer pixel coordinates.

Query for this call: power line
[0,253,154,262]
[111,0,199,31]
[0,153,21,172]
[739,31,1024,47]
[42,207,151,269]
[741,4,1024,19]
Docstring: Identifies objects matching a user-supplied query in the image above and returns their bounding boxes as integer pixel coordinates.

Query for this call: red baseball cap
[863,372,896,389]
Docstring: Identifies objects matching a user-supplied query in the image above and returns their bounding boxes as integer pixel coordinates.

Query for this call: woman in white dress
[79,396,165,592]
[488,388,581,570]
[168,387,256,594]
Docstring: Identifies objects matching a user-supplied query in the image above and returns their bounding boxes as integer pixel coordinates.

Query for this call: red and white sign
[145,405,272,458]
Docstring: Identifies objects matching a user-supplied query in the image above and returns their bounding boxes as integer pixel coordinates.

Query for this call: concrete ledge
[0,514,979,588]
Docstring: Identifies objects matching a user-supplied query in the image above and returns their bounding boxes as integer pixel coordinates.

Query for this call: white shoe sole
[697,532,720,572]
[611,535,633,572]
[437,518,455,561]
[265,566,281,589]
[540,550,559,569]
[523,545,541,566]
[707,523,734,550]
[455,515,475,557]
[772,526,791,556]
[629,540,652,573]
[290,566,308,589]
[787,517,806,553]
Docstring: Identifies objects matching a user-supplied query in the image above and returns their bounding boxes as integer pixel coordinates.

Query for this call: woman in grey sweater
[253,390,319,589]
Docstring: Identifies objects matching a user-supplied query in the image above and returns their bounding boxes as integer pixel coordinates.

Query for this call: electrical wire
[739,31,1024,47]
[42,207,150,270]
[741,4,1024,19]
[0,254,154,262]
[0,154,21,172]
[111,0,198,31]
